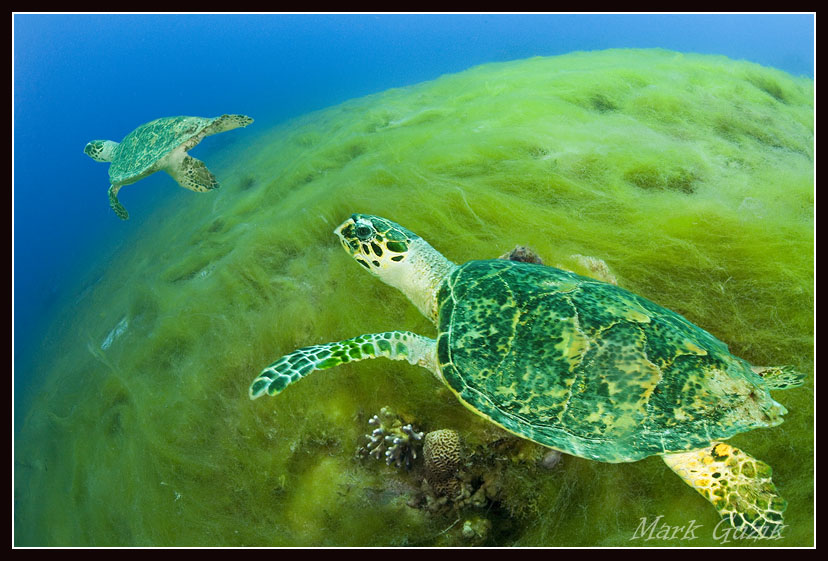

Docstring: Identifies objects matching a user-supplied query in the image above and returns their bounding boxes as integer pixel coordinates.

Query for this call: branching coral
[358,407,424,469]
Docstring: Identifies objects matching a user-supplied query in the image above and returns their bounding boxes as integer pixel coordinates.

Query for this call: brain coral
[424,429,462,497]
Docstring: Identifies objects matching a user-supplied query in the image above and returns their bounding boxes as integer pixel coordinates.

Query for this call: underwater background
[13,14,813,546]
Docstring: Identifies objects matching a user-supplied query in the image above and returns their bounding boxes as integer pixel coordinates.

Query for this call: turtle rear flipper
[169,155,219,193]
[108,185,129,220]
[663,442,787,537]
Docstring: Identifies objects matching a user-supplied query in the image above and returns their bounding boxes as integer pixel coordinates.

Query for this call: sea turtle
[84,114,253,220]
[250,213,805,537]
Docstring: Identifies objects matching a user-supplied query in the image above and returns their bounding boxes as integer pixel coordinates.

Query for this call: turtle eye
[354,224,374,241]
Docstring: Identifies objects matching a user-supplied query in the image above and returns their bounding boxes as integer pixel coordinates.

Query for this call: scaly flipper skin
[170,155,219,192]
[751,366,806,390]
[201,114,254,136]
[250,331,438,399]
[108,185,129,220]
[663,442,786,537]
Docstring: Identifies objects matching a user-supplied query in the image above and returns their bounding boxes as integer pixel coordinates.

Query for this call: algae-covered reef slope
[15,49,813,546]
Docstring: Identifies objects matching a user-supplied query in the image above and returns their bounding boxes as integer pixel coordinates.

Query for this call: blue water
[12,13,814,431]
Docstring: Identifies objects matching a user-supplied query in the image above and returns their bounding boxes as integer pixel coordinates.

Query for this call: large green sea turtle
[84,114,253,220]
[250,213,804,537]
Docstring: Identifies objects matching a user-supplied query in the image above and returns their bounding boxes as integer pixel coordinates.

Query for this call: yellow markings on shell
[584,403,607,424]
[493,381,519,400]
[516,388,543,415]
[598,295,652,325]
[554,316,591,370]
[623,308,651,323]
[584,325,662,437]
[579,399,640,435]
[684,341,708,355]
[672,408,691,422]
[541,385,574,401]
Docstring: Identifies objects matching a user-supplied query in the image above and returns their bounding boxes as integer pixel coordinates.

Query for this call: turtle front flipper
[250,331,437,399]
[202,114,254,137]
[108,185,129,220]
[169,155,219,193]
[663,442,787,537]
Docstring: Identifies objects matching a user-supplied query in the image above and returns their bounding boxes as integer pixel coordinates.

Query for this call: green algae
[14,49,813,546]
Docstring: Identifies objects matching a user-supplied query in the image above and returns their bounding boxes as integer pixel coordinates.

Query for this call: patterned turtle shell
[435,259,781,463]
[108,116,212,185]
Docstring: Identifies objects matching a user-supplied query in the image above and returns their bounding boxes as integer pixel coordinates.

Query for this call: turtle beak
[334,216,358,254]
[333,216,354,239]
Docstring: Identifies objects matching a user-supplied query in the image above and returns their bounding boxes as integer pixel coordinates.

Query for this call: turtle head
[335,214,457,323]
[335,214,420,273]
[84,140,119,162]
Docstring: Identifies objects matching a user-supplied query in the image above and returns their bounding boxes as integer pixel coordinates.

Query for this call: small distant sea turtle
[84,114,253,220]
[250,214,805,536]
